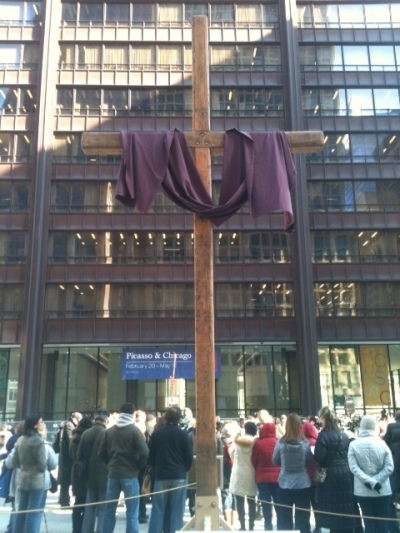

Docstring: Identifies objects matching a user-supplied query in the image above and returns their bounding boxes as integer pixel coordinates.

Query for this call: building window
[131,45,156,70]
[0,232,26,264]
[300,44,400,72]
[236,5,261,27]
[104,46,129,70]
[103,89,128,116]
[0,43,39,69]
[263,3,279,26]
[77,45,101,69]
[298,4,400,30]
[0,133,32,162]
[0,284,24,319]
[308,133,400,164]
[78,2,103,26]
[314,282,400,317]
[211,88,283,117]
[105,3,130,26]
[61,2,77,25]
[215,283,294,318]
[0,1,42,26]
[158,4,181,25]
[0,181,29,213]
[53,134,90,163]
[184,4,208,23]
[302,87,393,117]
[211,4,235,27]
[308,180,400,213]
[132,3,155,25]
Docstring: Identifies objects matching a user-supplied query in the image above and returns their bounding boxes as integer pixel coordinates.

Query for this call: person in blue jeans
[98,403,149,533]
[147,406,193,533]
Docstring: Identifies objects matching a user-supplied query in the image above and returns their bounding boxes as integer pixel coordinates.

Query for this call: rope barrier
[1,482,398,525]
[250,494,400,524]
[0,482,196,516]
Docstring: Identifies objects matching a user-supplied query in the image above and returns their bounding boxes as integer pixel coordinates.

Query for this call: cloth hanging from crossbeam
[115,128,296,231]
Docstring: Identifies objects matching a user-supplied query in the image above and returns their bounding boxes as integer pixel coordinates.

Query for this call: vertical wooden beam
[192,16,218,504]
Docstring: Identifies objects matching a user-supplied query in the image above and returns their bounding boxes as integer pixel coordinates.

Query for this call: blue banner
[121,346,220,380]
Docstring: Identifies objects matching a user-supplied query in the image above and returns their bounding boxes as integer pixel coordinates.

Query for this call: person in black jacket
[147,406,193,533]
[314,406,356,533]
[77,409,110,533]
[70,417,93,533]
[57,412,82,507]
[384,410,400,533]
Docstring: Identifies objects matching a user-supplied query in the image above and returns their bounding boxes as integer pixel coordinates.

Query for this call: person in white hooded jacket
[229,421,258,531]
[348,415,394,533]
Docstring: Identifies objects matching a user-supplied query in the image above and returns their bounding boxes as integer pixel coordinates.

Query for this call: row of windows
[311,230,400,264]
[0,282,294,319]
[4,229,398,266]
[314,282,400,317]
[55,88,283,118]
[0,1,41,26]
[298,4,400,29]
[60,2,279,28]
[72,130,389,163]
[309,133,400,163]
[59,43,281,72]
[303,88,400,117]
[2,282,400,319]
[308,180,400,214]
[42,132,400,164]
[2,179,400,216]
[45,231,290,266]
[3,43,400,74]
[300,45,400,72]
[3,84,400,120]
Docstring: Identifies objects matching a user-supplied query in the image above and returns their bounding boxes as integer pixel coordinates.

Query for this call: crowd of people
[0,406,399,533]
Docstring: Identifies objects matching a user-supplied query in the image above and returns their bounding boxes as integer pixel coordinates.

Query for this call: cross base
[181,495,233,531]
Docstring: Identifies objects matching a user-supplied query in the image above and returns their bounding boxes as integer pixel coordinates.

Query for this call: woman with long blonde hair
[272,413,311,533]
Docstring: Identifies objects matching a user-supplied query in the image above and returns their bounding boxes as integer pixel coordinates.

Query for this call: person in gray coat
[272,413,311,533]
[348,415,394,533]
[12,414,58,533]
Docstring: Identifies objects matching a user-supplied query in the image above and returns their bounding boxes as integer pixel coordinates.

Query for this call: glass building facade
[0,0,400,421]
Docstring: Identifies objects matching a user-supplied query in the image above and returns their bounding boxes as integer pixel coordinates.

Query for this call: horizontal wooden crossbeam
[81,130,324,156]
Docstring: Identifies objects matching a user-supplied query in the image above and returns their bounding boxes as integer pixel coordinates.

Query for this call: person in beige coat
[229,421,258,531]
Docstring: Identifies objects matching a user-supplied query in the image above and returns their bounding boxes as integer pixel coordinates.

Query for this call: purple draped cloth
[115,128,296,231]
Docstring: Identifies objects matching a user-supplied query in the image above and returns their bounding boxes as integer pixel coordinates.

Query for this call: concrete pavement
[0,490,273,532]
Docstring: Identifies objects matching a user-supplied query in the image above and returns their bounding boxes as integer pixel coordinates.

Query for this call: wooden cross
[82,17,323,530]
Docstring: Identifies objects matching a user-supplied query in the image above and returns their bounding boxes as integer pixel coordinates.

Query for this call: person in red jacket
[251,422,281,530]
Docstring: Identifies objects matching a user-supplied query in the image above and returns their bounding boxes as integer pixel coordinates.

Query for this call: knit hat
[360,415,376,431]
